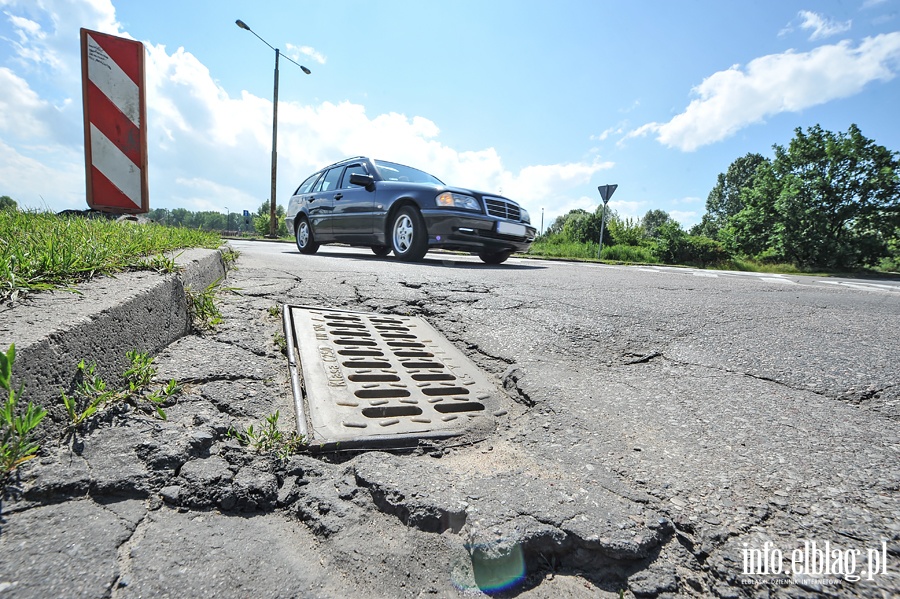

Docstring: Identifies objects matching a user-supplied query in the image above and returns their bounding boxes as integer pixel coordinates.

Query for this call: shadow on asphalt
[309,250,548,270]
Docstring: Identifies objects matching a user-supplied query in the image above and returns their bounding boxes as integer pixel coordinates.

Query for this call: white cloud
[285,44,326,65]
[670,196,702,206]
[862,0,888,10]
[1,0,607,221]
[628,32,900,151]
[670,210,700,227]
[607,200,648,223]
[798,10,852,40]
[0,67,52,138]
[592,125,625,141]
[0,138,86,210]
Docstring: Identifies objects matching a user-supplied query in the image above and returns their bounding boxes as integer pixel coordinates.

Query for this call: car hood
[436,184,518,204]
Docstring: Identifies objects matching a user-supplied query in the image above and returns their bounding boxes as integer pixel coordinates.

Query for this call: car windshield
[374,160,444,185]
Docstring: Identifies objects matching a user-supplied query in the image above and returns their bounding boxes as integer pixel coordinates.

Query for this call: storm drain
[282,305,507,449]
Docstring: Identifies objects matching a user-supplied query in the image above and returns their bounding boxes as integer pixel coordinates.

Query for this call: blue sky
[1,0,899,231]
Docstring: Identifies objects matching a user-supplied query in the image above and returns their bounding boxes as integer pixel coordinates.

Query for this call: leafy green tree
[694,153,769,238]
[651,221,687,263]
[0,196,16,211]
[543,214,571,238]
[718,160,781,259]
[169,208,190,227]
[562,210,600,244]
[607,216,644,246]
[731,124,899,269]
[641,209,674,239]
[253,200,287,237]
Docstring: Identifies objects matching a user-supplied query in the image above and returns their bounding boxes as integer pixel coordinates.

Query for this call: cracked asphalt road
[2,241,898,598]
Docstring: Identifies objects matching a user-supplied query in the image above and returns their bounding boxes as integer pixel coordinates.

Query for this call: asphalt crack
[110,509,152,599]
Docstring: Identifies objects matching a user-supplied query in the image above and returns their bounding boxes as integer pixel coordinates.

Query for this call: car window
[315,167,343,193]
[295,172,322,195]
[374,160,443,185]
[341,164,368,188]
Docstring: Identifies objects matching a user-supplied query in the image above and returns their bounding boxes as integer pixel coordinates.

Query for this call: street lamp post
[235,19,311,238]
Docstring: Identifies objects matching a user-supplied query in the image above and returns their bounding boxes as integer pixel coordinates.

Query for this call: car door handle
[334,193,343,200]
[307,196,316,202]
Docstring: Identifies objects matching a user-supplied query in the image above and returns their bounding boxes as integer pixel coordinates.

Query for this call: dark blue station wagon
[285,157,536,264]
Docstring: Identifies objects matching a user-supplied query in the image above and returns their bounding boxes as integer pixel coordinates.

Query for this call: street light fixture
[235,19,311,238]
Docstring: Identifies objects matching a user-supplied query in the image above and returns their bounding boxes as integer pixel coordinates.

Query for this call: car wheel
[478,250,512,265]
[390,206,428,261]
[295,217,319,254]
[371,245,391,257]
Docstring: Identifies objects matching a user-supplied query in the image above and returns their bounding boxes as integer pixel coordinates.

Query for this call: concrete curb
[0,247,227,441]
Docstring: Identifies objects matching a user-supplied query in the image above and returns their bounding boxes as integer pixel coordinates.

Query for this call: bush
[528,236,599,260]
[600,244,656,263]
[607,217,644,246]
[561,212,603,244]
[683,235,729,267]
[650,223,728,266]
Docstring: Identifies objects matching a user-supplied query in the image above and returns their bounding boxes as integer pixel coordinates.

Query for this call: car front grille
[483,197,522,221]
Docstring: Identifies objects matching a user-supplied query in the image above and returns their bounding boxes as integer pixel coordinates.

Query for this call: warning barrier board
[81,28,148,213]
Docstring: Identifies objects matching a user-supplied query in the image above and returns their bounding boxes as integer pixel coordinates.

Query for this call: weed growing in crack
[267,304,281,318]
[1,344,47,484]
[61,351,179,429]
[186,277,229,329]
[221,247,240,269]
[61,360,112,427]
[273,332,287,354]
[227,410,306,460]
[134,252,182,274]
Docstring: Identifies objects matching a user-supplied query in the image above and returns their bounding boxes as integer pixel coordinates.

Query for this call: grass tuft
[61,350,178,429]
[185,277,234,330]
[228,410,306,461]
[1,344,47,483]
[0,210,221,303]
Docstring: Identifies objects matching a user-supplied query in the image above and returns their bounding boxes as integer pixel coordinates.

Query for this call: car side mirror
[349,173,376,190]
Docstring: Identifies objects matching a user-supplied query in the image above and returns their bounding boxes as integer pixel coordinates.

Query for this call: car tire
[390,206,428,262]
[478,250,512,265]
[295,217,319,254]
[371,245,391,257]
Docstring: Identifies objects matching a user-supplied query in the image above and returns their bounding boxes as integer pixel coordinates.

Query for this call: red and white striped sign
[81,28,148,213]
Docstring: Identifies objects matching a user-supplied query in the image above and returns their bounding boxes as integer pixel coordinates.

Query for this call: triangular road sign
[597,184,618,204]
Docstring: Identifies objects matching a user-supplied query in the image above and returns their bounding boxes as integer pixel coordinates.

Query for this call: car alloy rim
[394,214,413,253]
[298,222,309,247]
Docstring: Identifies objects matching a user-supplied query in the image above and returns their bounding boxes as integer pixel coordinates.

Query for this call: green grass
[527,240,660,264]
[1,344,47,483]
[185,277,235,330]
[600,244,657,263]
[527,238,883,276]
[0,210,221,302]
[527,239,604,261]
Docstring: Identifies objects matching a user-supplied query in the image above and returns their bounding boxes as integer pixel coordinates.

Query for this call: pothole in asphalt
[283,305,508,450]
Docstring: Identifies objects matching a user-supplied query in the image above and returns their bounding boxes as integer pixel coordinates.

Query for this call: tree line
[146,200,288,237]
[1,195,286,237]
[535,124,899,271]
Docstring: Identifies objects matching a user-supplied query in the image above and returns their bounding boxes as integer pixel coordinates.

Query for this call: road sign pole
[596,184,618,259]
[598,202,609,259]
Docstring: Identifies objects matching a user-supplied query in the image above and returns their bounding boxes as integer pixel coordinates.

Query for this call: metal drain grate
[282,305,506,448]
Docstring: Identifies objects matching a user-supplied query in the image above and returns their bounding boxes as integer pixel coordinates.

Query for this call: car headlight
[520,208,530,224]
[436,192,480,211]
